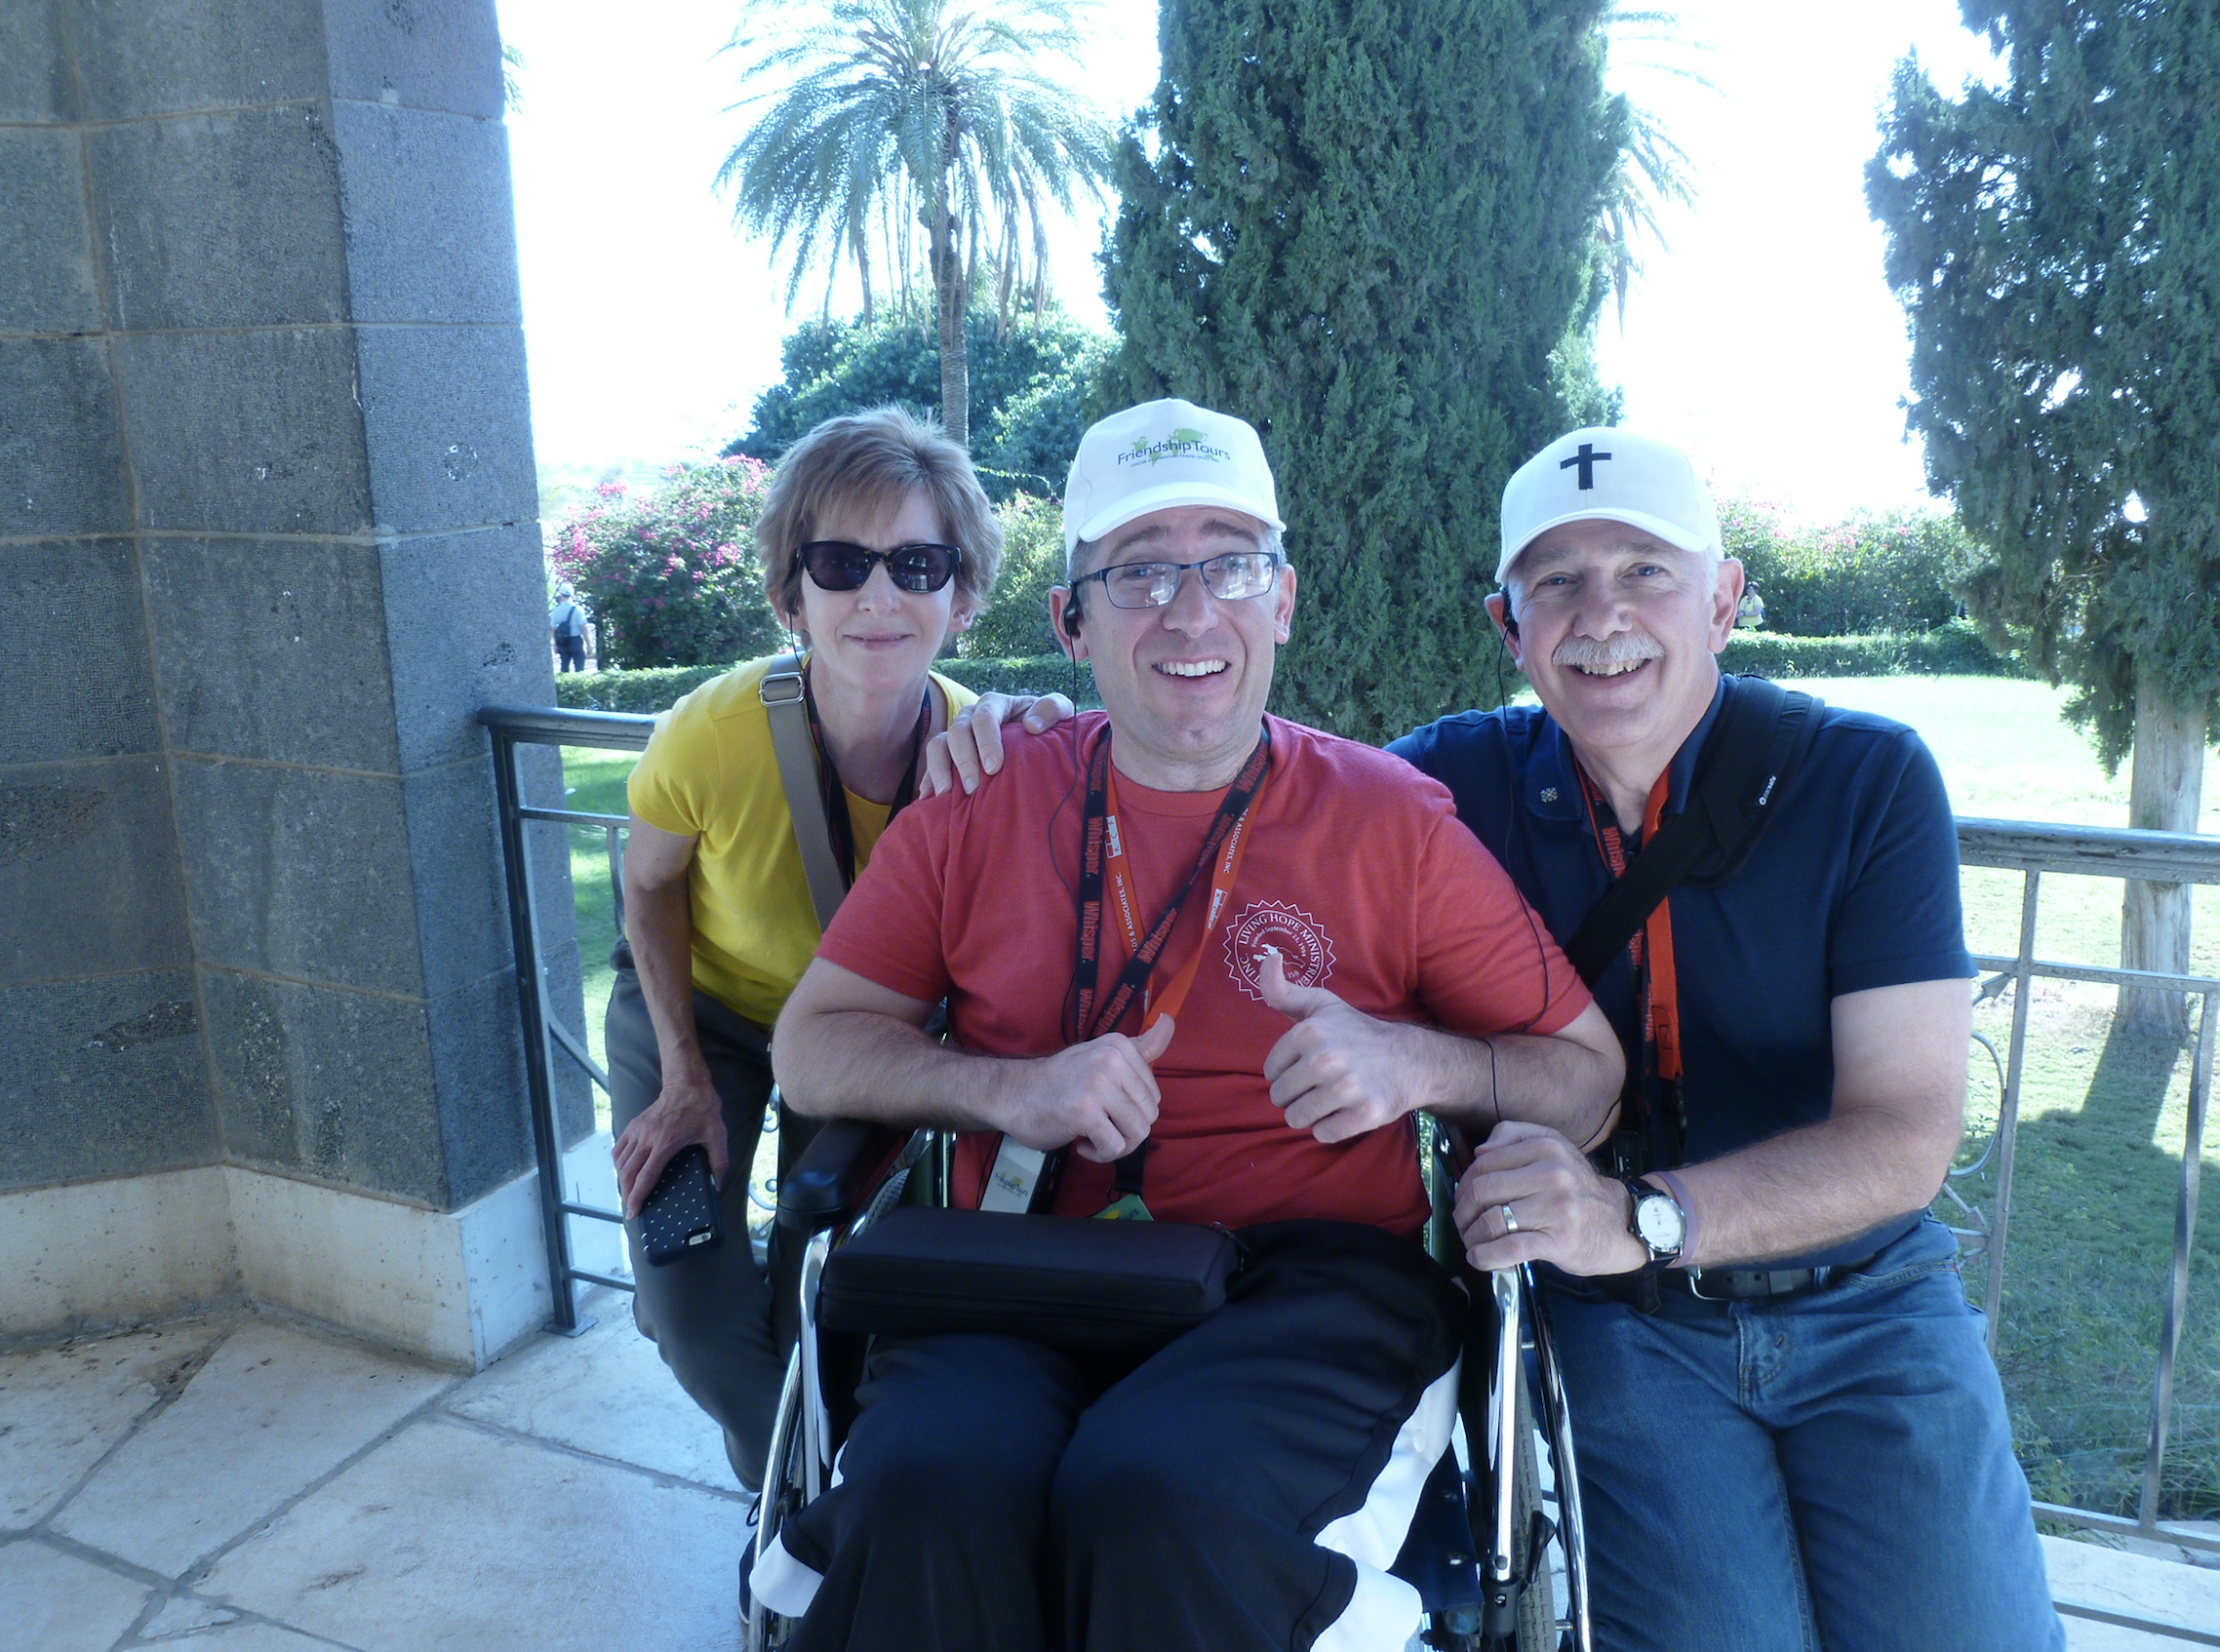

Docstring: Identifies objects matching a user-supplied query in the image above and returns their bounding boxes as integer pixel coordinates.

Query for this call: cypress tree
[1870,2,2220,1033]
[1099,0,1622,743]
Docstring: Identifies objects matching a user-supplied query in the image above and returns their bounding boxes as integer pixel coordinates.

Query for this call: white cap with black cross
[1496,426,1721,587]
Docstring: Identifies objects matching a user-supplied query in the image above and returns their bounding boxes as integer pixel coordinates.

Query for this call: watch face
[1636,1193,1686,1252]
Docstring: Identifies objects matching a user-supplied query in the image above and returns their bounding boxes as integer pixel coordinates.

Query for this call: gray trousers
[606,967,783,1492]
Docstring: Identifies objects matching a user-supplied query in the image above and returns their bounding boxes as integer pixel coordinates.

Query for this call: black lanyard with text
[1068,722,1272,1046]
[801,659,930,885]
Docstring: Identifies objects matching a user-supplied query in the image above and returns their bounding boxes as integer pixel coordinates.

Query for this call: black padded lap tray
[817,1206,1239,1355]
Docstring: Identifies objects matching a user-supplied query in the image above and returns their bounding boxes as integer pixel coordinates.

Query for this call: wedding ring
[1501,1203,1520,1234]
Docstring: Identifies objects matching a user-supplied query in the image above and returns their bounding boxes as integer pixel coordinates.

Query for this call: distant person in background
[1735,583,1766,628]
[550,584,589,671]
[609,406,1063,1498]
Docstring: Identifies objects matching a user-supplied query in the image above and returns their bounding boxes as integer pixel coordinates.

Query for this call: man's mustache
[1552,631,1665,671]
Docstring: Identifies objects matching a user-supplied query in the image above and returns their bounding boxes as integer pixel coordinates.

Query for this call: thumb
[1134,1013,1176,1064]
[1256,946,1340,1019]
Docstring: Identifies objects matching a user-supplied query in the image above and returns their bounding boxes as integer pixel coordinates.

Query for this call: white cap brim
[1070,480,1287,555]
[1495,505,1716,586]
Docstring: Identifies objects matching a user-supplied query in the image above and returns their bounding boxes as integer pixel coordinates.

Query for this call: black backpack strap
[1563,677,1823,986]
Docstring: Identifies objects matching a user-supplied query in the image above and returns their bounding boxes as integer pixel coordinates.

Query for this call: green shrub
[555,663,733,715]
[548,458,782,671]
[554,623,2018,720]
[1721,620,2022,679]
[961,493,1066,660]
[940,655,1099,707]
[555,654,1101,717]
[1721,498,1981,638]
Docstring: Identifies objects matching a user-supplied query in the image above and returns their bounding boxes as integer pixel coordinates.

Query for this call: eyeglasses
[798,540,962,594]
[1073,550,1284,610]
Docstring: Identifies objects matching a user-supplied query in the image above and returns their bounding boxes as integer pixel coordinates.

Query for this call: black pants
[556,633,586,671]
[758,1221,1467,1652]
[605,967,784,1490]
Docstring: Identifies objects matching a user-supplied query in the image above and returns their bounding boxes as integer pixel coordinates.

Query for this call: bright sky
[499,0,2005,522]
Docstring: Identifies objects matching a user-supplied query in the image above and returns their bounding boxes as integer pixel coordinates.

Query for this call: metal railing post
[2142,988,2218,1531]
[489,728,584,1334]
[1982,869,2041,1353]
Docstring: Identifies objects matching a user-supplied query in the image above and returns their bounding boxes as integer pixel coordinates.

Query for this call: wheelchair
[745,1111,1594,1652]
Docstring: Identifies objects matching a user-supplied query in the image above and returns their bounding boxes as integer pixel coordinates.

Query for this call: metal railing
[478,710,2220,1632]
[1953,818,2220,1647]
[482,704,656,1332]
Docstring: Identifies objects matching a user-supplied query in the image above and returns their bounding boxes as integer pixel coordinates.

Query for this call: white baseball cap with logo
[1496,426,1721,587]
[1062,398,1286,560]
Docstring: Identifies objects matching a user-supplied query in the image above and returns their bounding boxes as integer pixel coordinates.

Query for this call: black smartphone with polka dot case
[640,1144,724,1266]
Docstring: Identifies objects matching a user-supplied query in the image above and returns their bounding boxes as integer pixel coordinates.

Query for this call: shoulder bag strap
[761,650,849,931]
[1563,677,1818,986]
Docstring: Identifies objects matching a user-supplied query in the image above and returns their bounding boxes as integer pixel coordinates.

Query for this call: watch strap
[1622,1175,1685,1266]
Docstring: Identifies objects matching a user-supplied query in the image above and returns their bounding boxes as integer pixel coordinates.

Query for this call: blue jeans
[1541,1217,2064,1652]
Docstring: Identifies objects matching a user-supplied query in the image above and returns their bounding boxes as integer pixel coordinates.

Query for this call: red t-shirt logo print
[1224,901,1338,1003]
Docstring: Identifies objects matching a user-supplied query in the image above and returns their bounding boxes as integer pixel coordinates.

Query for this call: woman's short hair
[755,406,1003,622]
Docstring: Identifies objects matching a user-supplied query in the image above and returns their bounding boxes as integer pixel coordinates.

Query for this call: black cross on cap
[1559,442,1612,490]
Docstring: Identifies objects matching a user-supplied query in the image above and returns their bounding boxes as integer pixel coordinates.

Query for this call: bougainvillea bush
[547,457,783,669]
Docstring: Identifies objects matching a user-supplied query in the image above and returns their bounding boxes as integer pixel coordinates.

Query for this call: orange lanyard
[1577,767,1684,1082]
[1102,763,1260,1031]
[1072,723,1271,1044]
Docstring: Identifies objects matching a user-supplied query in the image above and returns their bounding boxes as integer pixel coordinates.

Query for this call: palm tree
[717,0,1115,447]
[1596,5,1714,326]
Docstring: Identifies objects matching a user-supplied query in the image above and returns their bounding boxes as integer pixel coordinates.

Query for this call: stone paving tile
[52,1318,453,1578]
[0,1536,151,1652]
[0,1317,231,1527]
[442,1288,735,1490]
[197,1412,747,1652]
[139,1592,246,1636]
[150,1622,347,1650]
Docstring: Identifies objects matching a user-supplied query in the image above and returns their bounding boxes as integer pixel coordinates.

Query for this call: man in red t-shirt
[765,398,1622,1652]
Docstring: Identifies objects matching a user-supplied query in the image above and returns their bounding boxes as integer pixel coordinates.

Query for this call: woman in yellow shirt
[608,406,1038,1494]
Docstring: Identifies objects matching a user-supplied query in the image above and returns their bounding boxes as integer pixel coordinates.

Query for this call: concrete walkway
[2,1291,748,1652]
[2,1292,2211,1651]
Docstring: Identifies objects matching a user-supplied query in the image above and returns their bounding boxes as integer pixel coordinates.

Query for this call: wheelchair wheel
[1505,1366,1557,1652]
[746,1349,809,1652]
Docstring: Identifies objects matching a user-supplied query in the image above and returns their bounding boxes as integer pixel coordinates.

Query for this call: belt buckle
[1685,1268,1734,1303]
[1687,1266,1828,1303]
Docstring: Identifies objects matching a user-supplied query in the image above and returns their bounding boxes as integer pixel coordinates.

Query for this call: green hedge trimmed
[553,655,1101,716]
[1719,620,2023,680]
[553,623,2018,718]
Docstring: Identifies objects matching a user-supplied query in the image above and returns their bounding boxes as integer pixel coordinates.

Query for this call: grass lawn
[554,673,2220,1518]
[1802,677,2220,1519]
[549,745,637,1122]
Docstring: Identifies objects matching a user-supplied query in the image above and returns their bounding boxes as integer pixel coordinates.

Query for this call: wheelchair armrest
[777,1117,905,1234]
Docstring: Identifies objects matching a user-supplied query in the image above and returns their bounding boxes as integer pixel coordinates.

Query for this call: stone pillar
[0,0,594,1366]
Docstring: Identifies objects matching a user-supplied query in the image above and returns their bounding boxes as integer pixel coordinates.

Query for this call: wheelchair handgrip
[777,1117,905,1234]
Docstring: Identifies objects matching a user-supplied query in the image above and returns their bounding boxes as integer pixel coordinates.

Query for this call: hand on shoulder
[924,692,1077,796]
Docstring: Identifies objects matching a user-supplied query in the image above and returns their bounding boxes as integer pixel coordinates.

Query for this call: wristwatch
[1622,1177,1687,1267]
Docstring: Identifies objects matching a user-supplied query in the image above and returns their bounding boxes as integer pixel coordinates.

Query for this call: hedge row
[1718,620,2023,680]
[552,622,2019,718]
[553,654,1101,716]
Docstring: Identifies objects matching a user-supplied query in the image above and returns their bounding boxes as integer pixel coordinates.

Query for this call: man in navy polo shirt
[1390,428,2062,1651]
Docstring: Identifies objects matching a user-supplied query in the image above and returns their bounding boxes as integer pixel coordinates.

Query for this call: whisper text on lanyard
[1574,765,1683,1088]
[977,723,1273,1215]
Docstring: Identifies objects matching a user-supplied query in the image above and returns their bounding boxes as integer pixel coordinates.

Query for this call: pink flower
[595,480,629,498]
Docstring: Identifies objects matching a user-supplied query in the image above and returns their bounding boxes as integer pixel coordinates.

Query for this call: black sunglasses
[798,540,962,594]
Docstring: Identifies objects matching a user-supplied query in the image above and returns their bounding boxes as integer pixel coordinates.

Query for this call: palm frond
[716,0,1115,333]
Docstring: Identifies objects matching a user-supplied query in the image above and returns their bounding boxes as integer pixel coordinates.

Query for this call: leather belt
[1664,1254,1876,1303]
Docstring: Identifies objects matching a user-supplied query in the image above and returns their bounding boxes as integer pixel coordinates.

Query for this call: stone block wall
[0,0,592,1359]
